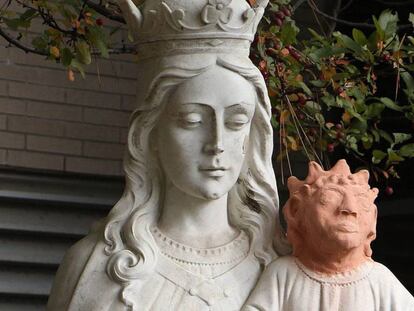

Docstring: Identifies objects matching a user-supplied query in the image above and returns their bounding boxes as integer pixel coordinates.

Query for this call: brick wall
[0,45,137,176]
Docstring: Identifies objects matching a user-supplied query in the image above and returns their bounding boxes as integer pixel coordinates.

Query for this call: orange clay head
[283,159,379,271]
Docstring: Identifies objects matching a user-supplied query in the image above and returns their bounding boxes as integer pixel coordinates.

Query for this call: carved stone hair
[101,55,287,307]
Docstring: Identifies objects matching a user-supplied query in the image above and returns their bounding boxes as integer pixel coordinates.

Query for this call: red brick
[7,150,64,171]
[27,135,81,155]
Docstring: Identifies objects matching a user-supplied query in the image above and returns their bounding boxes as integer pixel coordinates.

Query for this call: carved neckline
[295,257,375,286]
[152,227,249,266]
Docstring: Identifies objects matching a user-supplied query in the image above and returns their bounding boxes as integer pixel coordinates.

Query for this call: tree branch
[85,1,126,23]
[307,0,413,30]
[0,25,47,55]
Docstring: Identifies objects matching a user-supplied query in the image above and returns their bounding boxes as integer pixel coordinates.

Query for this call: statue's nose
[203,118,225,155]
[339,195,358,217]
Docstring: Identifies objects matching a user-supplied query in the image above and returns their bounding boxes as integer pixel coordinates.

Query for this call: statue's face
[302,182,376,255]
[156,65,256,200]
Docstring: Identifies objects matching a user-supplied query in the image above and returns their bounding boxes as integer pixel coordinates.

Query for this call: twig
[85,0,125,23]
[307,0,413,30]
[0,25,47,55]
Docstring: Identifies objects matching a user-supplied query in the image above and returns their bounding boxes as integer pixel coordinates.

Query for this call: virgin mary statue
[47,0,289,310]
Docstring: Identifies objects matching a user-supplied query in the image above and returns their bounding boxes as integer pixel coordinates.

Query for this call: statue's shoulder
[47,219,106,311]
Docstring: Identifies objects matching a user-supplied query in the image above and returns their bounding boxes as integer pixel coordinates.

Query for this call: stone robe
[243,256,414,311]
[47,223,261,311]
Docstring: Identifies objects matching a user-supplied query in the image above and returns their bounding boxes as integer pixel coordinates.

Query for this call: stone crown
[118,0,269,58]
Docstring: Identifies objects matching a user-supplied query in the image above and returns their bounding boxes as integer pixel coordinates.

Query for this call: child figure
[244,160,414,311]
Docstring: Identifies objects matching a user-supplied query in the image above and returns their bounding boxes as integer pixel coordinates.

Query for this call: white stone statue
[243,160,414,311]
[47,1,289,310]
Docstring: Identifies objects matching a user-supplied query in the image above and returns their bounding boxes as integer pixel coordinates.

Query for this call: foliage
[0,0,125,79]
[1,0,414,193]
[252,1,414,192]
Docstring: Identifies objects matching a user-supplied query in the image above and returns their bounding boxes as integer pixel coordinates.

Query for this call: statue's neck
[296,246,370,275]
[157,182,239,248]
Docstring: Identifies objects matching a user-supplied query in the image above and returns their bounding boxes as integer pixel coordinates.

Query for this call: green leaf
[297,82,312,96]
[393,133,412,145]
[3,18,23,31]
[387,149,405,165]
[32,36,48,51]
[352,28,367,46]
[75,41,91,65]
[371,129,380,142]
[61,48,73,67]
[307,28,324,42]
[362,133,373,149]
[399,143,414,157]
[70,59,86,79]
[378,129,394,144]
[372,149,387,164]
[280,22,299,46]
[20,8,37,21]
[333,32,362,54]
[409,13,414,28]
[380,97,404,112]
[86,26,109,58]
[364,102,384,118]
[315,113,325,125]
[373,10,399,41]
[321,94,336,107]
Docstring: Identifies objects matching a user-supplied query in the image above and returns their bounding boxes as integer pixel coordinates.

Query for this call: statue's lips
[199,167,228,177]
[335,223,358,233]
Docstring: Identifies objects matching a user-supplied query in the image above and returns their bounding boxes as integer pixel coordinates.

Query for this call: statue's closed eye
[320,189,343,207]
[225,114,250,130]
[179,112,203,128]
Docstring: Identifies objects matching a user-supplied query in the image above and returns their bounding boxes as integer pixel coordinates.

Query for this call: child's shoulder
[265,255,298,275]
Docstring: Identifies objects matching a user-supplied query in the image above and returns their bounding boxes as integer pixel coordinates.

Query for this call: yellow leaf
[290,139,299,151]
[287,94,299,102]
[280,109,290,123]
[342,111,352,123]
[321,66,336,81]
[67,68,75,82]
[50,46,60,59]
[281,48,290,57]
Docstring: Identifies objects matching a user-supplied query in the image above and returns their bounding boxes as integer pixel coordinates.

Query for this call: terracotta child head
[283,159,379,274]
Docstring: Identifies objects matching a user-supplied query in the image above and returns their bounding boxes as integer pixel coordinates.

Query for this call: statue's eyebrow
[225,102,254,114]
[227,101,255,108]
[323,186,344,195]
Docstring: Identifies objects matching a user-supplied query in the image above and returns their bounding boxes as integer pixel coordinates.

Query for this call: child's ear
[283,197,300,228]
